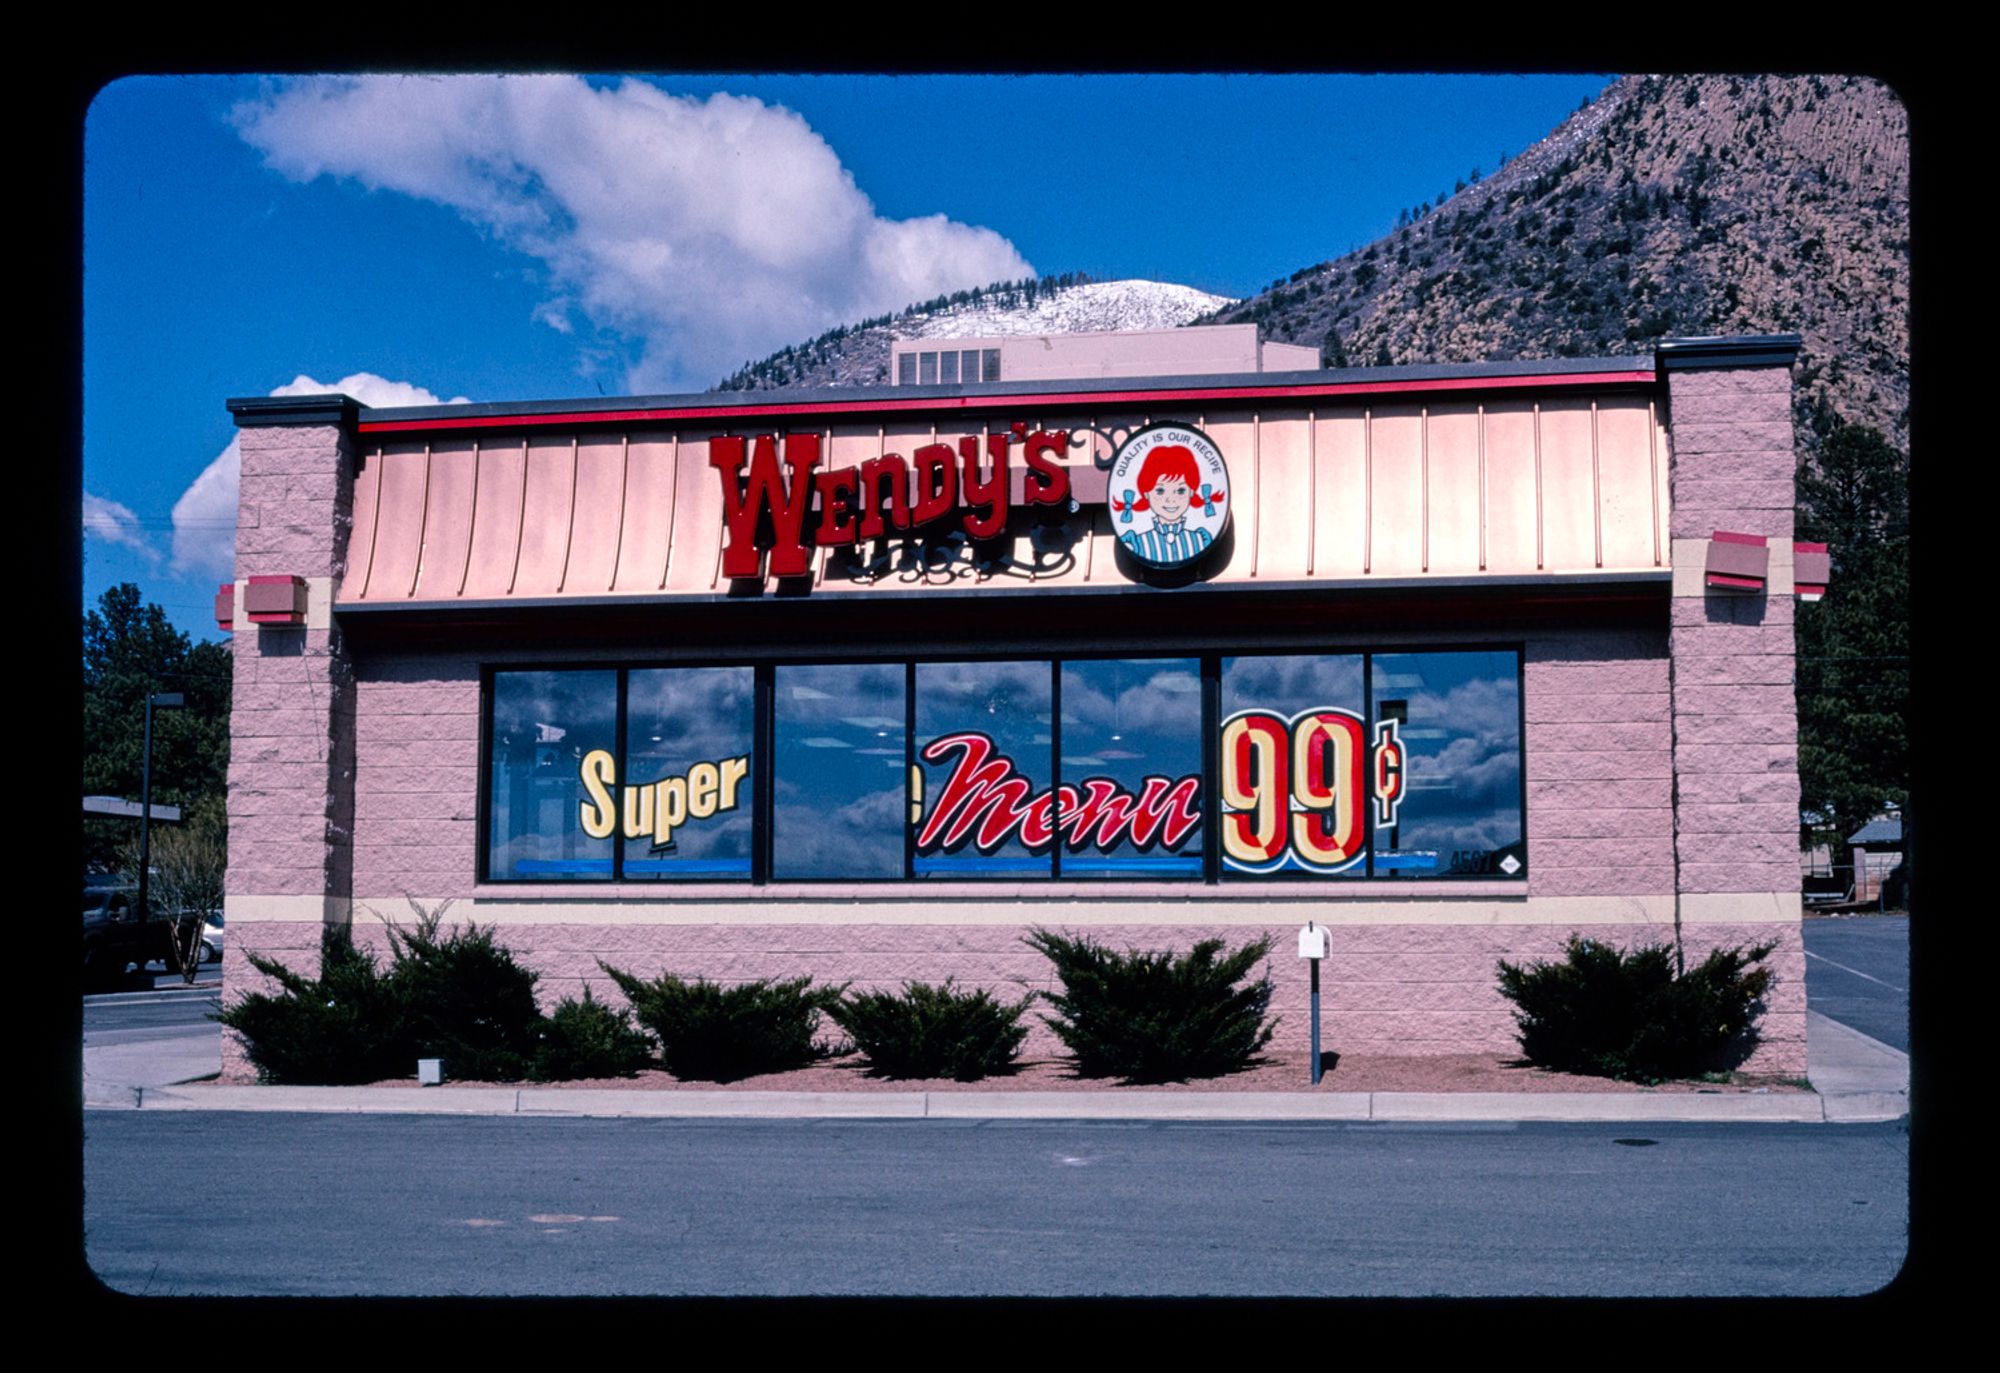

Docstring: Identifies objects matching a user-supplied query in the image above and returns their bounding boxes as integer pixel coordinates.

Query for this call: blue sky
[81,72,1614,642]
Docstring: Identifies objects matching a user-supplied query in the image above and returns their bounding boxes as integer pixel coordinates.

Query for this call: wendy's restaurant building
[217,331,1816,1080]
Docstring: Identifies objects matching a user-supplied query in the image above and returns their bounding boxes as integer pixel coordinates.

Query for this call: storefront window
[913,660,1053,878]
[1059,658,1203,878]
[1220,655,1368,877]
[620,668,754,880]
[773,663,908,880]
[1369,651,1524,878]
[486,670,617,880]
[481,649,1525,885]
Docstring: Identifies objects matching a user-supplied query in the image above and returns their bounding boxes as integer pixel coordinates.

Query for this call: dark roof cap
[227,394,363,427]
[1657,335,1803,371]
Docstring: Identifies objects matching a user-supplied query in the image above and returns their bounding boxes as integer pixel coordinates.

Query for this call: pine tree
[1794,426,1909,843]
[82,583,232,870]
[1322,326,1349,369]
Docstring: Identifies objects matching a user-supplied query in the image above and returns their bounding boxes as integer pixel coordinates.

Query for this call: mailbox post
[1298,921,1329,1084]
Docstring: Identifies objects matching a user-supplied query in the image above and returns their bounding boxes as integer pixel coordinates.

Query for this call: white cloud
[169,371,468,583]
[82,492,159,564]
[273,371,470,410]
[531,298,575,334]
[230,76,1033,390]
[167,445,238,582]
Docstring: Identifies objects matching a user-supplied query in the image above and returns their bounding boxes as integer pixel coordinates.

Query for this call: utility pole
[137,691,184,920]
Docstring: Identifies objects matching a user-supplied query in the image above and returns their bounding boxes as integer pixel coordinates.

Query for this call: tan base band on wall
[226,894,354,924]
[228,892,1800,926]
[1678,890,1803,922]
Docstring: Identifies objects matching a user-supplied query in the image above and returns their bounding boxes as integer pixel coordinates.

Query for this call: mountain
[715,74,1907,457]
[714,276,1235,392]
[1207,73,1908,452]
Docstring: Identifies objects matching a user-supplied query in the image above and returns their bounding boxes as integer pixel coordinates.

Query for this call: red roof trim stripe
[355,370,1661,435]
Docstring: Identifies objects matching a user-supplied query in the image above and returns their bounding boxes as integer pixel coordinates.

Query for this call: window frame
[476,645,1529,886]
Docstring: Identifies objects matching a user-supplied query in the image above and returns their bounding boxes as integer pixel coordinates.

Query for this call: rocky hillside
[1208,73,1909,451]
[714,275,1235,391]
[715,75,1906,454]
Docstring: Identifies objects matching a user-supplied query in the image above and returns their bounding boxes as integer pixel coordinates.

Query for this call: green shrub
[828,980,1032,1081]
[1496,936,1777,1083]
[531,988,656,1081]
[1026,929,1278,1084]
[216,924,410,1085]
[217,901,546,1085]
[383,903,543,1082]
[597,961,846,1082]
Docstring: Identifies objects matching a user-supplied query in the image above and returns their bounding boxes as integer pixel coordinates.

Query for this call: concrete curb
[83,982,222,1007]
[113,1081,1901,1123]
[1369,1092,1831,1122]
[1820,1091,1910,1123]
[85,1084,144,1110]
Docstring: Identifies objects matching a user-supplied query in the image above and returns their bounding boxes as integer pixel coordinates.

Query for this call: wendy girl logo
[1108,423,1230,570]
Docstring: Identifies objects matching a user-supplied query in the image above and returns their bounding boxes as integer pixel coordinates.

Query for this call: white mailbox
[1297,923,1329,960]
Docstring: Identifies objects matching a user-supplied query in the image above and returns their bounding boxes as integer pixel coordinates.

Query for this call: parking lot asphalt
[1801,914,1908,1052]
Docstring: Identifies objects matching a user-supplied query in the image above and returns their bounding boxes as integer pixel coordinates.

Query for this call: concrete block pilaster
[1660,339,1805,907]
[221,394,364,1002]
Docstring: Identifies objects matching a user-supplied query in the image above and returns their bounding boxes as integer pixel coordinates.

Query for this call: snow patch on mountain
[899,280,1236,340]
[714,276,1242,391]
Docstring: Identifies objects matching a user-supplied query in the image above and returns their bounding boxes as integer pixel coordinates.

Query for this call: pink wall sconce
[244,574,308,626]
[1793,541,1830,602]
[1704,531,1769,593]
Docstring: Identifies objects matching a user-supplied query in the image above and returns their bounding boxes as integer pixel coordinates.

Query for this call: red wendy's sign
[710,425,1073,579]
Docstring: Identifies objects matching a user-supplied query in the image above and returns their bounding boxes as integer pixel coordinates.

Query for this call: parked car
[198,910,224,964]
[82,877,173,990]
[158,905,223,973]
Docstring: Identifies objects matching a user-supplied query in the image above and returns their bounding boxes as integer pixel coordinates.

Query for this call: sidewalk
[84,1001,1909,1123]
[1804,1009,1910,1123]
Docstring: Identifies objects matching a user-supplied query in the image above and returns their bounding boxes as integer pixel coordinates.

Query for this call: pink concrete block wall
[351,653,483,895]
[236,423,356,580]
[1523,629,1675,897]
[1662,367,1794,541]
[227,629,358,898]
[217,918,1805,1082]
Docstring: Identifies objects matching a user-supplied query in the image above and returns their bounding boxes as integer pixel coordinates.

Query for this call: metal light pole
[137,691,184,921]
